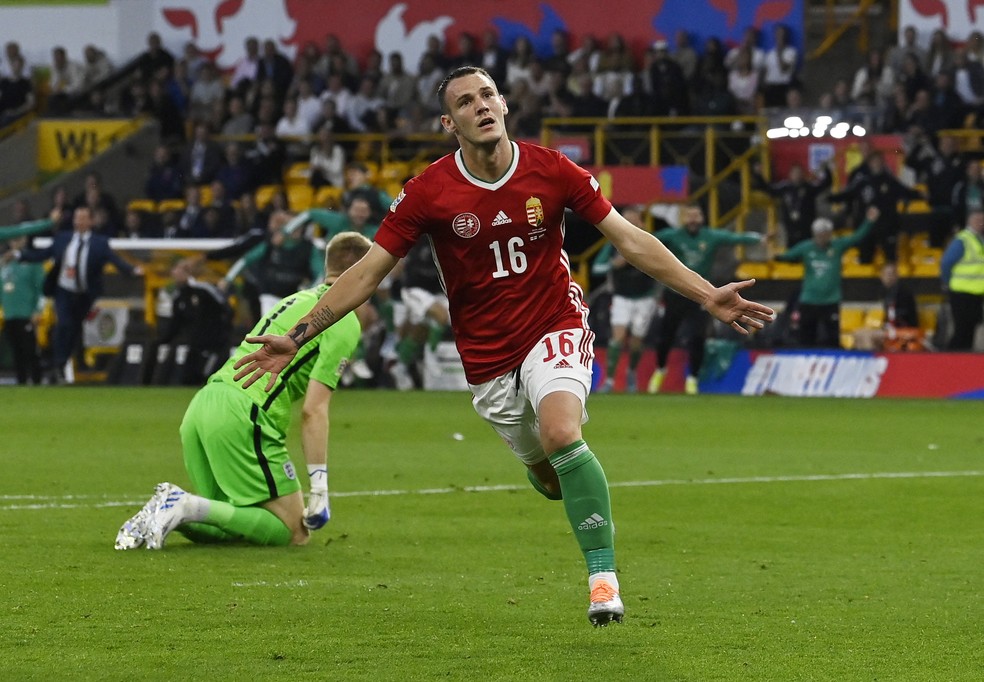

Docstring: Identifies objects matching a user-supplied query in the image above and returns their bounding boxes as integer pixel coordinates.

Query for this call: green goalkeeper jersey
[209,283,361,431]
[654,224,761,278]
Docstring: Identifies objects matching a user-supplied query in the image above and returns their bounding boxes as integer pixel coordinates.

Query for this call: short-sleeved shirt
[375,140,613,383]
[209,283,360,431]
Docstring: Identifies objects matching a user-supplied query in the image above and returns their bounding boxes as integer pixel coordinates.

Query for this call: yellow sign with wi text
[37,119,144,173]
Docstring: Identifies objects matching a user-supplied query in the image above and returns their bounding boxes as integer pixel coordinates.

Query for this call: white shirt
[58,232,90,293]
[763,46,798,85]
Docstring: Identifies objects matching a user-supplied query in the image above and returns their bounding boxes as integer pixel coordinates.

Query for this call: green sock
[397,337,422,365]
[549,440,616,575]
[202,500,293,546]
[178,522,237,544]
[606,342,623,378]
[629,347,642,374]
[426,322,446,350]
[527,468,563,500]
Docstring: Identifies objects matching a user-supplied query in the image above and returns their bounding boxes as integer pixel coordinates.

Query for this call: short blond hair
[324,231,372,279]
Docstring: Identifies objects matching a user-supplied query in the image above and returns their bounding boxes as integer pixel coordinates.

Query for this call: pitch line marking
[1,470,982,511]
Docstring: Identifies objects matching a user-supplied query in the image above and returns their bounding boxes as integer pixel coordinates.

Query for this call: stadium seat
[378,161,410,184]
[840,307,865,334]
[918,306,938,333]
[254,185,284,210]
[314,186,343,209]
[127,199,157,213]
[198,184,214,206]
[864,308,885,328]
[157,199,186,213]
[287,184,314,212]
[735,261,771,280]
[843,262,878,278]
[904,199,931,214]
[284,162,311,186]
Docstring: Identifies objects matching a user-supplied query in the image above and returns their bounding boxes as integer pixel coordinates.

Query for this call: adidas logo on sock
[553,358,573,369]
[578,513,608,530]
[491,210,513,226]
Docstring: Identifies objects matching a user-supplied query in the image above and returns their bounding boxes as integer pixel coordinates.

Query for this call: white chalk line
[2,470,982,511]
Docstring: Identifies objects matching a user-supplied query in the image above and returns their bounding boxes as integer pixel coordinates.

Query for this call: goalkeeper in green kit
[115,232,372,550]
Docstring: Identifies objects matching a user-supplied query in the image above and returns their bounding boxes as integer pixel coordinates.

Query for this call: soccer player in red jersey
[233,66,775,626]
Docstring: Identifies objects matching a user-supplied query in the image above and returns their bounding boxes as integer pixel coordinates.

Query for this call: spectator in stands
[851,47,895,107]
[90,206,119,238]
[315,34,360,84]
[183,123,223,185]
[207,181,237,232]
[926,29,954,78]
[0,236,44,385]
[506,79,545,137]
[671,30,698,84]
[567,33,600,73]
[122,208,162,239]
[417,53,444,115]
[274,98,312,156]
[694,37,728,101]
[81,45,113,90]
[762,24,799,108]
[899,53,930,103]
[295,79,323,131]
[230,37,260,92]
[880,84,913,133]
[379,52,416,123]
[216,142,252,200]
[953,47,984,118]
[481,29,509,85]
[906,131,965,247]
[818,78,854,117]
[1,41,29,79]
[245,123,287,187]
[755,162,832,247]
[453,32,484,72]
[829,151,923,263]
[775,208,877,348]
[888,26,927,75]
[161,61,191,117]
[146,78,185,143]
[853,262,920,351]
[73,172,119,228]
[941,208,984,350]
[321,73,354,124]
[257,39,293,99]
[180,42,208,82]
[346,77,385,132]
[506,36,536,93]
[220,95,254,137]
[145,144,185,202]
[925,71,963,133]
[136,32,175,84]
[171,185,207,239]
[16,206,143,384]
[648,40,688,116]
[289,51,324,97]
[967,31,984,63]
[48,186,73,232]
[341,161,390,224]
[726,27,764,72]
[188,62,225,123]
[314,97,352,139]
[951,160,984,231]
[0,56,34,124]
[309,127,346,189]
[48,46,85,114]
[728,47,761,114]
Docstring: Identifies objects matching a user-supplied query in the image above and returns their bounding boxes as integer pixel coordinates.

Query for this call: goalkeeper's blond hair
[324,231,372,280]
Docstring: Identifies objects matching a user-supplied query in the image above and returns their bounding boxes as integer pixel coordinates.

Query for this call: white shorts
[401,286,449,325]
[610,294,657,338]
[469,328,593,466]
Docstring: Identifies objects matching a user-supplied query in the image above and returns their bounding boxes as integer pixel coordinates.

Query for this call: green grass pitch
[1,388,982,680]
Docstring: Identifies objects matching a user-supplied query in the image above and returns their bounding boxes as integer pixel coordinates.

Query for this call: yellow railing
[808,0,885,61]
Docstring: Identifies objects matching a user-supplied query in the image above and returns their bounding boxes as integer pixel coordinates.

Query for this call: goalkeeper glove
[304,465,331,530]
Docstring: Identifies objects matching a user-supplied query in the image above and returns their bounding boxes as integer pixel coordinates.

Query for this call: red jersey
[375,140,613,384]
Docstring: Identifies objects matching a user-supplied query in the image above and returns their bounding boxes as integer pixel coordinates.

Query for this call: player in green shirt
[774,206,877,347]
[115,231,372,551]
[648,204,765,394]
[1,237,46,384]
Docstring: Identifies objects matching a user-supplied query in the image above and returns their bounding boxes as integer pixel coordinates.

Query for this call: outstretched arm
[233,242,398,390]
[595,208,774,334]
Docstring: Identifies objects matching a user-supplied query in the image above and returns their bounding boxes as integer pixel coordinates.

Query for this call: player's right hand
[233,334,298,390]
[303,490,330,530]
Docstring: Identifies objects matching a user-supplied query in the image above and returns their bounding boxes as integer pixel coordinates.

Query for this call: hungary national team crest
[526,196,544,227]
[452,212,481,238]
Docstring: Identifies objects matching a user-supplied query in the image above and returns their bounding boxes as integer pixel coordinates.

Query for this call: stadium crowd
[1,21,983,386]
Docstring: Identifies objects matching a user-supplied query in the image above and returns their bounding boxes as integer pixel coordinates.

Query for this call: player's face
[440,73,509,147]
[685,207,703,230]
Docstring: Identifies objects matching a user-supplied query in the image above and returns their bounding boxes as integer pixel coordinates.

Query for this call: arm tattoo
[310,306,338,332]
[288,323,310,349]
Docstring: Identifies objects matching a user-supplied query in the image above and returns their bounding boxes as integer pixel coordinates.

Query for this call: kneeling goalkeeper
[116,232,372,550]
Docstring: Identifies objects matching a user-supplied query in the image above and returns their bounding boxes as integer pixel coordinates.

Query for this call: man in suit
[18,206,143,383]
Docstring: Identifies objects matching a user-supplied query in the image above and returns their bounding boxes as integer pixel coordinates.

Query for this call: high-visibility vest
[950,229,984,295]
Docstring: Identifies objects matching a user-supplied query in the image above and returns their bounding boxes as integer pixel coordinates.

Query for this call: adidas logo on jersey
[491,210,513,226]
[553,359,573,369]
[578,513,608,530]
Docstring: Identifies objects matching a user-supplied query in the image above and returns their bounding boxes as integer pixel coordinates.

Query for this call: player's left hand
[303,490,330,530]
[703,279,776,335]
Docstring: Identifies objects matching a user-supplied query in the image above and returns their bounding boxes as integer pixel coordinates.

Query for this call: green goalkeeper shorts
[179,381,301,506]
